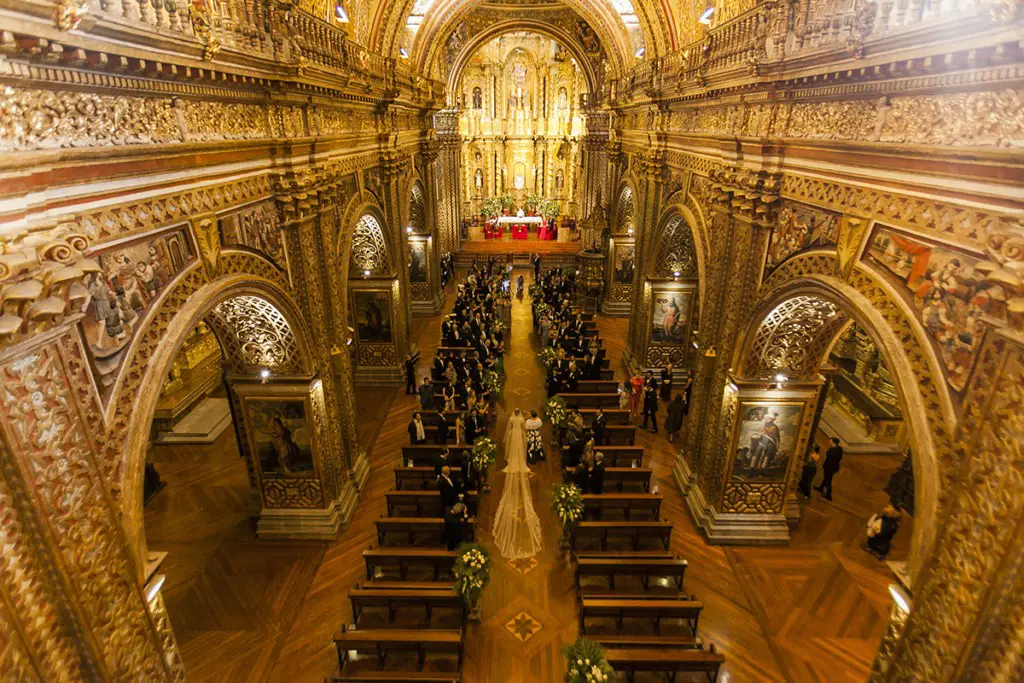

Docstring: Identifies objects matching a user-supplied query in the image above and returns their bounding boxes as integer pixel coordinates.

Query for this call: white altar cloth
[494,216,544,226]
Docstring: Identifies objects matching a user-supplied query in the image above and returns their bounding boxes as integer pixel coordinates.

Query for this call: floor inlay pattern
[505,611,543,643]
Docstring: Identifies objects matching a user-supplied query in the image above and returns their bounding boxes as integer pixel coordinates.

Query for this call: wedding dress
[492,409,543,559]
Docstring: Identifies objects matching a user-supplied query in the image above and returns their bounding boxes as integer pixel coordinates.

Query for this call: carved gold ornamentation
[743,295,847,380]
[262,477,325,508]
[53,0,88,31]
[651,215,697,278]
[207,295,307,375]
[836,216,870,281]
[194,218,222,279]
[357,342,398,366]
[349,213,391,276]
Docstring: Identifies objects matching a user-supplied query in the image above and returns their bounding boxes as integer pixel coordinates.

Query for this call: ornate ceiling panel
[207,295,307,375]
[744,295,849,380]
[349,213,392,275]
[652,214,698,278]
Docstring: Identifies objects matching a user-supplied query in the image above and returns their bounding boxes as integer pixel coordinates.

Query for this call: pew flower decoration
[528,282,542,299]
[563,637,614,683]
[540,346,557,369]
[551,483,584,531]
[471,436,498,472]
[453,542,490,620]
[545,395,568,428]
[484,370,502,395]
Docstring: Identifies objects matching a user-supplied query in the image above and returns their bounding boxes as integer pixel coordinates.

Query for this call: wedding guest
[408,413,426,444]
[589,453,606,495]
[418,376,434,411]
[665,394,685,442]
[798,444,821,498]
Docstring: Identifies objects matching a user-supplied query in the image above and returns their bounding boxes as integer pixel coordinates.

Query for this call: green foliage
[470,436,498,471]
[452,543,490,607]
[562,637,614,683]
[484,370,502,395]
[545,395,568,427]
[539,346,557,369]
[551,483,585,531]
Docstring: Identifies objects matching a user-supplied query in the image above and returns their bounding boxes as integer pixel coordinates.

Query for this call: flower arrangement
[545,395,568,427]
[484,370,502,395]
[470,436,498,471]
[539,346,557,369]
[534,301,552,319]
[482,197,503,218]
[551,482,584,531]
[563,637,614,683]
[490,318,506,333]
[499,194,514,210]
[528,282,542,299]
[453,543,490,616]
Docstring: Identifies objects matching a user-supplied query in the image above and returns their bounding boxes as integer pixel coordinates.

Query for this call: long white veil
[492,409,543,559]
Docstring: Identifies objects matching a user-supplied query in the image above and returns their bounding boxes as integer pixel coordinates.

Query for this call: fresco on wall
[730,402,804,483]
[867,226,1002,392]
[650,290,692,345]
[219,201,286,269]
[766,203,840,271]
[83,226,195,392]
[353,290,393,343]
[245,398,315,477]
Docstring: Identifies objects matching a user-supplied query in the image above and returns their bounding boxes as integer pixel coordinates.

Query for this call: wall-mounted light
[145,574,166,603]
[698,7,715,24]
[406,226,413,233]
[634,47,646,58]
[772,372,787,390]
[346,325,355,346]
[889,584,912,614]
[673,270,681,278]
[334,1,349,22]
[627,227,635,235]
[363,269,371,277]
[727,380,739,394]
[399,47,409,59]
[259,368,271,384]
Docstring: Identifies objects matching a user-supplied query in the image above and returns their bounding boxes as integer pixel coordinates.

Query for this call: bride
[492,408,543,559]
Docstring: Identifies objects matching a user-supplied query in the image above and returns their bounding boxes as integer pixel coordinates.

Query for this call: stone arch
[647,195,709,308]
[734,253,956,581]
[337,195,397,327]
[407,180,428,233]
[111,252,315,573]
[612,181,636,234]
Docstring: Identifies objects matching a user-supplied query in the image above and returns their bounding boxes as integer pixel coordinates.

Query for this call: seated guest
[408,412,427,444]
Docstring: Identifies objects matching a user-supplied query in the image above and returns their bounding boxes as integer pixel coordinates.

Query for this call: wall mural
[219,200,286,270]
[352,290,393,343]
[83,225,196,395]
[766,202,840,272]
[866,225,1000,392]
[244,398,316,477]
[650,289,693,345]
[729,402,805,483]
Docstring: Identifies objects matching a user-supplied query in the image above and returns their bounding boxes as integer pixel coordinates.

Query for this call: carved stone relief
[349,213,391,276]
[207,295,307,375]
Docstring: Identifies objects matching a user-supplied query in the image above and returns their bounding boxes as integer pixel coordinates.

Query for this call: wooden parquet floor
[144,271,908,683]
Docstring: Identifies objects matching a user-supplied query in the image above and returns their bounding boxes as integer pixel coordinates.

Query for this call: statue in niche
[555,169,565,192]
[474,168,484,189]
[509,61,528,110]
[472,86,482,109]
[557,87,568,109]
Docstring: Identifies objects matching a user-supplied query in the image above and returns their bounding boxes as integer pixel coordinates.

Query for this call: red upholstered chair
[484,224,493,239]
[495,225,503,239]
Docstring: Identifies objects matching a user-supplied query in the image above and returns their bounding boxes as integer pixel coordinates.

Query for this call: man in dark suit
[589,453,606,494]
[438,465,460,508]
[432,355,445,380]
[592,406,608,446]
[464,411,479,447]
[642,383,659,433]
[418,376,434,411]
[572,462,590,494]
[404,353,416,394]
[433,448,451,475]
[565,433,585,469]
[408,413,427,444]
[815,437,845,500]
[443,502,467,550]
[435,411,449,445]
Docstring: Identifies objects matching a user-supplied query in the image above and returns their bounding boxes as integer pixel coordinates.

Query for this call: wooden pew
[563,467,653,492]
[575,557,687,591]
[578,408,632,425]
[402,445,473,467]
[559,392,621,408]
[582,493,662,520]
[579,598,703,635]
[333,625,463,671]
[598,425,636,445]
[385,490,479,517]
[374,517,475,547]
[363,548,458,581]
[566,356,610,368]
[562,446,644,468]
[331,673,460,682]
[394,467,463,491]
[592,634,700,649]
[363,580,454,592]
[349,586,464,624]
[572,520,672,551]
[435,347,479,357]
[604,644,724,683]
[578,379,619,393]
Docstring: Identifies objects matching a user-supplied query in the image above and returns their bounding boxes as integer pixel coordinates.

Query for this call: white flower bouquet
[551,482,585,531]
[563,637,614,683]
[471,436,498,472]
[545,395,568,427]
[452,542,491,608]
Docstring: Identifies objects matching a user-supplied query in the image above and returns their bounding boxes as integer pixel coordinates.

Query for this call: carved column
[411,144,446,315]
[871,326,1024,682]
[579,109,610,221]
[433,109,463,254]
[674,168,779,543]
[276,179,361,527]
[379,152,416,354]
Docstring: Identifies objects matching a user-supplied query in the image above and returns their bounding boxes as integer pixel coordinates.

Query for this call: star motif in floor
[504,610,542,643]
[510,387,532,398]
[506,556,539,576]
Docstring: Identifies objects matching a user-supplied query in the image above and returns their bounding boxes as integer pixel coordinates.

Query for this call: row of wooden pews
[543,302,725,682]
[329,417,491,681]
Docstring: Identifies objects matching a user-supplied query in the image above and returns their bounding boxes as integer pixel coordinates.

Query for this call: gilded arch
[612,181,636,234]
[648,191,710,308]
[110,251,315,574]
[736,252,957,581]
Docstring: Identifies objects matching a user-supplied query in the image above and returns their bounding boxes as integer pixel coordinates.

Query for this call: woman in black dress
[660,363,674,402]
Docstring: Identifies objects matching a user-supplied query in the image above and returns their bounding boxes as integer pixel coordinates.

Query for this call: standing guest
[865,505,903,560]
[660,363,674,402]
[432,354,446,380]
[589,453,606,495]
[592,406,608,446]
[642,382,659,433]
[437,465,460,508]
[525,410,545,463]
[683,372,693,413]
[442,382,456,412]
[618,381,631,410]
[404,353,417,395]
[435,410,449,445]
[798,444,821,498]
[455,412,466,446]
[664,394,686,442]
[443,502,467,550]
[572,461,590,494]
[815,437,844,500]
[629,372,645,423]
[408,413,427,444]
[465,410,480,447]
[533,253,542,280]
[433,447,451,475]
[565,432,585,469]
[566,361,581,393]
[418,376,434,411]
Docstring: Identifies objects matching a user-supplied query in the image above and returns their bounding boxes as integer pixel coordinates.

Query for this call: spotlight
[399,47,409,59]
[627,227,634,235]
[406,226,413,233]
[774,372,787,384]
[698,7,714,24]
[259,368,270,384]
[334,2,349,22]
[363,269,371,277]
[634,47,645,58]
[673,270,681,277]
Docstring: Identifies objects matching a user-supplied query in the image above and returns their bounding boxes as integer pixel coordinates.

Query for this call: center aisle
[465,270,579,683]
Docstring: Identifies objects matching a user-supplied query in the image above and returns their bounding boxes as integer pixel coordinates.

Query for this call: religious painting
[765,202,840,271]
[729,402,805,483]
[352,290,393,343]
[866,226,1002,392]
[613,243,635,284]
[650,289,693,345]
[82,225,195,387]
[577,20,601,57]
[244,398,315,477]
[408,240,428,283]
[219,200,286,269]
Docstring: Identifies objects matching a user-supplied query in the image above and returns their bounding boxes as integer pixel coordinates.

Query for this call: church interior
[0,0,1020,681]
